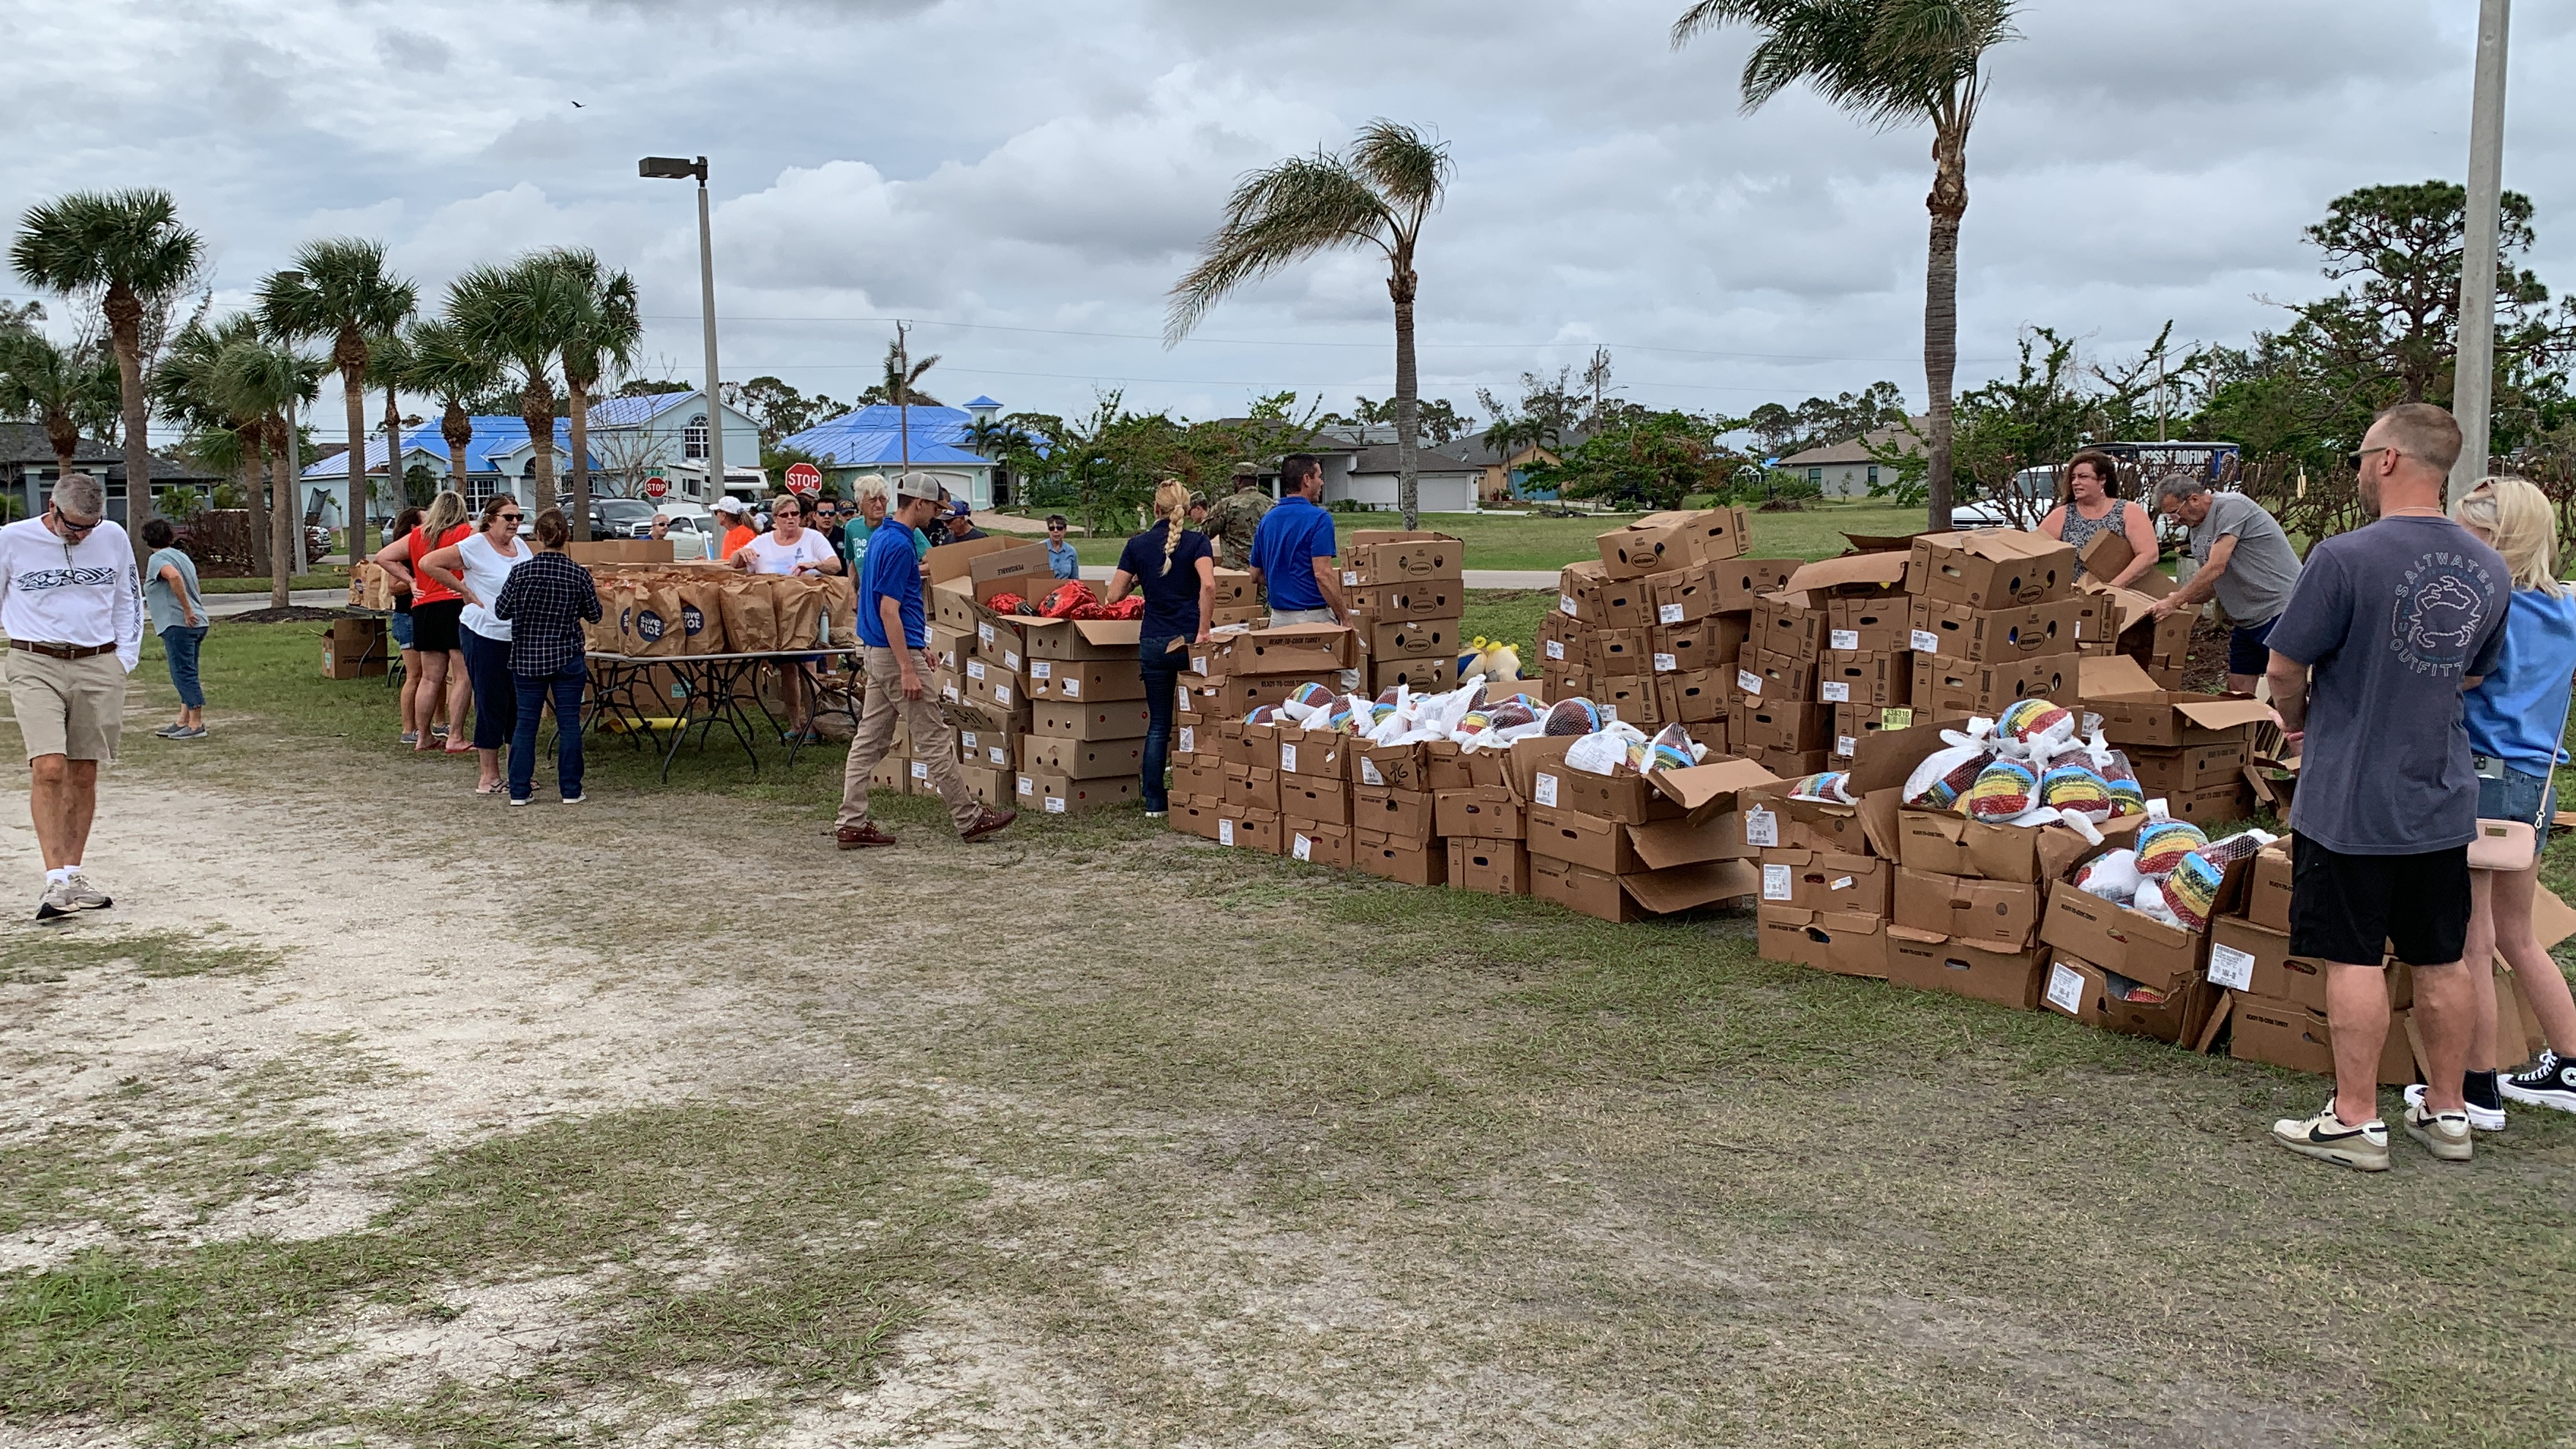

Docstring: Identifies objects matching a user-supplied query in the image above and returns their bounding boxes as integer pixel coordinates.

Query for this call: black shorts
[2288,836,2470,967]
[411,599,465,654]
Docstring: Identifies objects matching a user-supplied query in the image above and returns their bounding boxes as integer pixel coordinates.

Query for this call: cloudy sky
[8,0,2570,444]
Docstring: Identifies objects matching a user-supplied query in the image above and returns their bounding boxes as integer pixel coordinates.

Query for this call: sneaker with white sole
[2403,1101,2474,1162]
[2272,1104,2390,1172]
[561,793,584,805]
[2501,1049,2576,1115]
[59,870,111,911]
[2404,1082,2504,1133]
[509,795,533,807]
[34,878,75,921]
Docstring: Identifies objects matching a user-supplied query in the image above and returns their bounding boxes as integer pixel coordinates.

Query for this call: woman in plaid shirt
[493,509,603,805]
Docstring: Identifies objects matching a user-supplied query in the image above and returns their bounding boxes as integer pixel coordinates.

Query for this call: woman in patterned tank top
[2040,449,2160,586]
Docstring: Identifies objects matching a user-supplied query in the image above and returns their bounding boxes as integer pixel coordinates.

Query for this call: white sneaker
[2271,1102,2389,1172]
[561,794,585,805]
[2403,1082,2504,1132]
[35,878,75,921]
[59,869,111,911]
[2403,1101,2474,1162]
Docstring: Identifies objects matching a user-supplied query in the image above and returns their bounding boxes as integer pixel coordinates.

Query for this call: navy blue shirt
[1248,495,1336,610]
[1115,522,1213,645]
[858,519,926,648]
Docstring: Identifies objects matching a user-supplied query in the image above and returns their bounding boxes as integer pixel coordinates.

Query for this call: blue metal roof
[965,395,1002,409]
[302,416,592,479]
[586,391,704,429]
[782,404,994,470]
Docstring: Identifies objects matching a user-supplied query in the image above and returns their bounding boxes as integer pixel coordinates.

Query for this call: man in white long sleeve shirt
[0,473,143,919]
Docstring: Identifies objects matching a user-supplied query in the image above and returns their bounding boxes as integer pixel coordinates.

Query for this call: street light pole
[641,154,724,501]
[2452,0,2510,503]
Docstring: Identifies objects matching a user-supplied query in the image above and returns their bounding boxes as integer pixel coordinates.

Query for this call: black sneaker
[2501,1050,2576,1116]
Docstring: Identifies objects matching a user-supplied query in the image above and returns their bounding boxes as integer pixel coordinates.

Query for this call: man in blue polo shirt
[1247,453,1347,626]
[836,473,1016,848]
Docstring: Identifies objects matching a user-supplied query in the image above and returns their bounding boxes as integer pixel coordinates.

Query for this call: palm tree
[362,328,412,512]
[537,247,641,541]
[257,239,416,567]
[156,315,277,570]
[860,336,942,408]
[1168,120,1452,528]
[211,337,321,607]
[1673,0,2018,531]
[400,318,501,501]
[10,190,203,551]
[448,255,582,516]
[0,329,120,517]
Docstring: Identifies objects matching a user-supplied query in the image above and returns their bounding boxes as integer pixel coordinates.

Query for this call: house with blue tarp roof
[782,397,1005,509]
[305,388,758,515]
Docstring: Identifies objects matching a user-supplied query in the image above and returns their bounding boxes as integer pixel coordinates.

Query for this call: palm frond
[1166,154,1393,343]
[1348,120,1453,217]
[1674,0,2009,131]
[400,318,501,405]
[10,189,203,296]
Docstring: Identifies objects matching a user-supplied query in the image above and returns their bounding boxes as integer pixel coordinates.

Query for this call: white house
[1333,441,1480,513]
[579,389,763,503]
[1777,417,1927,498]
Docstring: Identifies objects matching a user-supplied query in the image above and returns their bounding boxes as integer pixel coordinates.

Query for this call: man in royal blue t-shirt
[1246,453,1347,627]
[835,473,1016,849]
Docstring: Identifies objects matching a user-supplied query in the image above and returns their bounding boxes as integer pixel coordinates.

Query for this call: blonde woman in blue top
[2444,476,2576,1121]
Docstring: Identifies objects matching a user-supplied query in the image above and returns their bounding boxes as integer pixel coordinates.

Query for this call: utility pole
[895,319,913,479]
[638,155,724,501]
[2452,0,2510,503]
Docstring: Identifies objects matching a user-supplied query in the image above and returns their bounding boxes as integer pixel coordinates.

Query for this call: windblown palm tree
[362,328,412,511]
[10,189,204,550]
[210,335,321,607]
[448,255,583,514]
[861,337,942,408]
[257,239,416,566]
[1673,0,2018,531]
[1168,120,1452,528]
[154,315,274,571]
[400,319,501,502]
[0,329,120,514]
[537,247,641,540]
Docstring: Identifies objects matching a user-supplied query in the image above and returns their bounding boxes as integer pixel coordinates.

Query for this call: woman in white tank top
[421,497,533,793]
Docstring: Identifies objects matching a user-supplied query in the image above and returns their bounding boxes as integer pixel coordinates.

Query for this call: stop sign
[643,474,670,499]
[785,462,823,496]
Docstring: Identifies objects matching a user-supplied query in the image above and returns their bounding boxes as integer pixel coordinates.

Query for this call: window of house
[684,416,709,460]
[1808,468,1822,484]
[1867,465,1879,487]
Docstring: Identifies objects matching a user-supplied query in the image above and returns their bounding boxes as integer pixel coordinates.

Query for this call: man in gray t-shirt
[2151,476,2303,694]
[2261,402,2502,1173]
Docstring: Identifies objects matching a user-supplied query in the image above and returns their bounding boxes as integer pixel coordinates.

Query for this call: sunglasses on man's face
[52,506,100,536]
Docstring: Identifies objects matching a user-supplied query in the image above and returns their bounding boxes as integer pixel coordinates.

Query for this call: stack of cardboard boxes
[1515,743,1767,921]
[1343,531,1467,696]
[1540,507,1781,743]
[1164,624,1361,850]
[2070,529,2195,688]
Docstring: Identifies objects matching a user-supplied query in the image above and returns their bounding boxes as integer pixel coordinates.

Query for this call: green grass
[0,926,278,985]
[198,572,347,595]
[1067,501,1932,572]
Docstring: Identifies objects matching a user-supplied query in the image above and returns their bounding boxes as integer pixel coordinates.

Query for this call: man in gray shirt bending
[2264,403,2506,1172]
[2151,475,2302,694]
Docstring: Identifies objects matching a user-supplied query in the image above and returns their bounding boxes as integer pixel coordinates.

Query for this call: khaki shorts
[8,648,127,762]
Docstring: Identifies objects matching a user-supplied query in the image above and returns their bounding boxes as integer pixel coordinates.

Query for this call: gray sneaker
[59,870,112,912]
[35,878,75,921]
[169,725,208,741]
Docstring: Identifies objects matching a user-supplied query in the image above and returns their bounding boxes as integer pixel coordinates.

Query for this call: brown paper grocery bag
[588,577,630,656]
[629,577,686,656]
[820,574,858,648]
[675,576,725,654]
[774,575,828,652]
[717,574,778,654]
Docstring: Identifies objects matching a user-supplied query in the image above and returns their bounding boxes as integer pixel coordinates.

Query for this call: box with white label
[1906,596,2089,664]
[1650,614,1748,676]
[1014,768,1141,815]
[1824,596,1913,654]
[1027,659,1144,703]
[1758,847,1892,916]
[1752,594,1829,663]
[1816,651,1912,708]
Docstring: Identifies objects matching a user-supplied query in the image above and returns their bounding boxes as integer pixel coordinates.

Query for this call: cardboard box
[1658,670,1726,724]
[1759,847,1892,916]
[1355,827,1448,885]
[1817,651,1911,708]
[1015,768,1139,815]
[1830,703,1906,762]
[1524,804,1642,873]
[1595,675,1660,727]
[1228,722,1273,768]
[1515,738,1666,826]
[1596,506,1751,576]
[1017,615,1141,664]
[1341,530,1464,585]
[1824,596,1914,654]
[1281,776,1352,825]
[1026,659,1144,704]
[1193,624,1357,679]
[1908,531,2075,609]
[1778,549,1912,613]
[1736,700,1832,754]
[1530,854,1758,922]
[959,762,1015,807]
[1906,596,2088,663]
[962,662,1027,714]
[1368,657,1451,698]
[2040,954,2110,1026]
[1176,673,1307,719]
[1019,733,1143,779]
[1286,817,1354,869]
[1218,808,1283,853]
[319,629,389,679]
[1650,616,1748,678]
[1030,699,1152,741]
[1437,785,1524,840]
[930,624,972,673]
[1884,929,2046,1009]
[1355,614,1457,662]
[2039,886,2214,995]
[1351,785,1436,841]
[2228,994,2417,1085]
[866,755,913,795]
[1169,798,1224,839]
[1171,758,1225,800]
[2207,917,2336,1011]
[2126,740,2252,796]
[1277,728,1351,780]
[1589,627,1652,678]
[1353,741,1428,792]
[2163,779,2255,827]
[1347,580,1460,618]
[566,539,675,564]
[956,724,1017,773]
[1711,558,1802,613]
[2097,973,2220,1046]
[1751,595,1829,662]
[1648,564,1719,625]
[1425,741,1510,792]
[1893,869,2044,949]
[1448,838,1530,895]
[2247,840,2293,932]
[2078,656,2275,748]
[1753,746,1830,779]
[1734,651,1821,704]
[1896,809,2135,884]
[1909,652,2072,716]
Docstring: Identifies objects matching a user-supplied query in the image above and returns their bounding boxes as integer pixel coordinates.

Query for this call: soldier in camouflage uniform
[1204,461,1273,572]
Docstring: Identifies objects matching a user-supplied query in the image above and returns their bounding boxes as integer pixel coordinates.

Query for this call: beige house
[1778,416,1927,498]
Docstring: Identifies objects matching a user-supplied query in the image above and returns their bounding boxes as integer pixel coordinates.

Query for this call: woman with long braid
[1104,479,1215,818]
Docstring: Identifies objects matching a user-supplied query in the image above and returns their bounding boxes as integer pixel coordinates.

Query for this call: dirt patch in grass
[1,631,2572,1445]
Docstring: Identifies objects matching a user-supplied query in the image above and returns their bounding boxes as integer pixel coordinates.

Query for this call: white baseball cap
[712,496,747,516]
[894,472,944,504]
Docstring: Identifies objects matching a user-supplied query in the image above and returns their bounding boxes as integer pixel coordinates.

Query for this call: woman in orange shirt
[373,490,474,752]
[714,496,756,562]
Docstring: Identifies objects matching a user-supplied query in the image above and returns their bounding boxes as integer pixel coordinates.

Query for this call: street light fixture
[639,154,724,501]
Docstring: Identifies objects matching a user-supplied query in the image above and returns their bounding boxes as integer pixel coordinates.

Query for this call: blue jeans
[388,610,416,651]
[160,624,207,709]
[509,664,587,801]
[460,629,520,751]
[1140,635,1184,812]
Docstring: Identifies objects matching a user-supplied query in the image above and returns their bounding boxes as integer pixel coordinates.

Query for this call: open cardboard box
[2073,528,2179,599]
[1757,847,1892,916]
[1595,506,1751,577]
[2227,994,2417,1085]
[1778,548,1911,610]
[1024,617,1142,663]
[1190,623,1357,680]
[1908,531,2075,610]
[2079,655,2275,747]
[2038,845,2253,995]
[1895,809,2141,883]
[1738,714,1967,859]
[1532,855,1759,923]
[1342,530,1464,585]
[1756,906,1888,978]
[1884,929,2046,1009]
[1893,868,2044,950]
